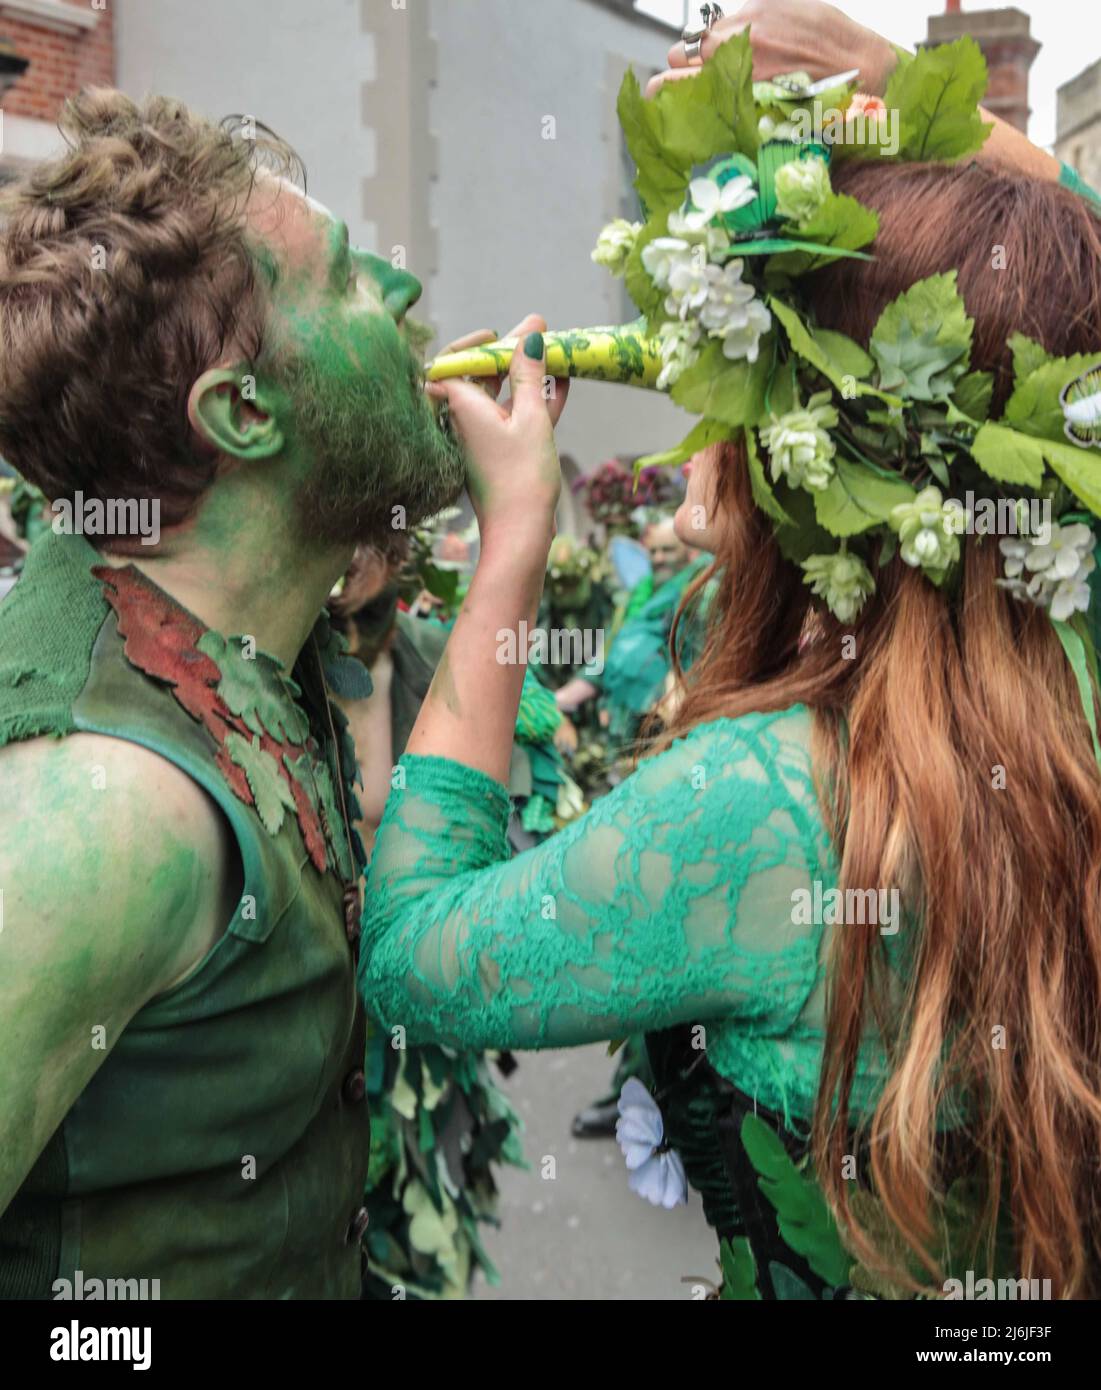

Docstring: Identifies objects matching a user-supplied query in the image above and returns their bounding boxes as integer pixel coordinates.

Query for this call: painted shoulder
[0,531,110,747]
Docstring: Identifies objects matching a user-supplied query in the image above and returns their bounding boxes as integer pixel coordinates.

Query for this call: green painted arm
[0,734,236,1215]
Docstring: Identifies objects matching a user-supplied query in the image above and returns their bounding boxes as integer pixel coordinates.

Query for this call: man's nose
[361,252,422,321]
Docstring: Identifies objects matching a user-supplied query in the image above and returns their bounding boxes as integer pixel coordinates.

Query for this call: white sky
[634,0,1100,150]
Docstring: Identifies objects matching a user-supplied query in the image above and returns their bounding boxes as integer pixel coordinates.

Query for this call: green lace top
[361,704,893,1127]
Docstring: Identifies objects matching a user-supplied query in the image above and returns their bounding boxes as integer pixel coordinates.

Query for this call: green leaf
[745,426,794,526]
[769,298,872,393]
[650,30,758,170]
[740,1113,851,1287]
[285,752,354,879]
[224,731,297,836]
[616,70,690,220]
[719,237,872,260]
[719,1237,761,1300]
[768,1261,819,1300]
[617,36,756,222]
[816,329,875,382]
[198,631,310,745]
[1008,332,1051,387]
[1004,352,1100,444]
[926,454,950,488]
[670,340,771,427]
[772,485,833,565]
[870,271,973,401]
[765,192,879,279]
[970,423,1046,488]
[1034,435,1101,518]
[633,417,730,471]
[884,36,993,162]
[951,370,994,423]
[814,458,916,537]
[623,214,668,322]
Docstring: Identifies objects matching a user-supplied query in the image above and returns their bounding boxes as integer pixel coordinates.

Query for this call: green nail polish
[523,331,544,360]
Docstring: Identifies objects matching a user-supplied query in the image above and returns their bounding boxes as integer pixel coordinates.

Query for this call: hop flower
[640,236,693,290]
[616,1078,687,1209]
[802,550,876,623]
[656,318,702,390]
[679,173,756,233]
[889,486,961,579]
[758,114,798,143]
[997,521,1097,620]
[760,392,839,492]
[774,155,831,223]
[591,218,641,275]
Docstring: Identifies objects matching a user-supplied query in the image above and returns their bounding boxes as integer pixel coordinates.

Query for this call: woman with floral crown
[359,7,1101,1299]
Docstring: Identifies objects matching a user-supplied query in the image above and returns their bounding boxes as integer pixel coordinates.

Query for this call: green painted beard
[276,329,466,549]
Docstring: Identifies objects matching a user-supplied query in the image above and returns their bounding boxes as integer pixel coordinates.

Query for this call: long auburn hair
[659,159,1101,1297]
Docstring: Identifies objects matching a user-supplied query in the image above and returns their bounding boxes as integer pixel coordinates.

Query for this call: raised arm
[0,733,237,1214]
[361,710,825,1051]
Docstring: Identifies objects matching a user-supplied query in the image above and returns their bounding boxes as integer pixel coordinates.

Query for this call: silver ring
[681,4,723,64]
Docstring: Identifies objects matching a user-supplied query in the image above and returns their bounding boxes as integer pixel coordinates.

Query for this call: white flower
[698,260,771,363]
[1024,522,1095,581]
[719,298,772,364]
[698,260,756,333]
[656,318,701,390]
[640,236,692,290]
[680,174,756,232]
[998,522,1096,618]
[591,218,641,275]
[665,256,711,319]
[802,550,876,623]
[889,486,961,578]
[666,207,731,259]
[616,1077,687,1209]
[774,155,832,223]
[1000,537,1029,580]
[1051,570,1094,621]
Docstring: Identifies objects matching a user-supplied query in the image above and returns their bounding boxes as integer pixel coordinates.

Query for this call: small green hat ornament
[591,31,1101,760]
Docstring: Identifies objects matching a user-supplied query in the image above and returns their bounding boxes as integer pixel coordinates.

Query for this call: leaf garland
[740,1112,851,1288]
[197,630,310,745]
[225,730,298,836]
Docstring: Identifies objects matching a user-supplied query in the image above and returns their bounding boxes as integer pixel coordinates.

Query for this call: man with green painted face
[0,89,470,1299]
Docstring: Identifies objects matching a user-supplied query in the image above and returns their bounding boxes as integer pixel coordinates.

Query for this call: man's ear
[187,366,285,460]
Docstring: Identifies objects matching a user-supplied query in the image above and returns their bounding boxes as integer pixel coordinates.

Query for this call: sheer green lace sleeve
[360,706,831,1054]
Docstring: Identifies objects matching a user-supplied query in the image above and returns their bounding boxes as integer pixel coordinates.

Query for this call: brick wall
[1,0,114,121]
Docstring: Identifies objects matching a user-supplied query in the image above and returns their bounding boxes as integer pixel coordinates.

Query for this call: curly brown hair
[0,87,303,530]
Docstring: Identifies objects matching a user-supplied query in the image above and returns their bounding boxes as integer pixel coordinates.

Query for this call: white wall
[115,0,690,471]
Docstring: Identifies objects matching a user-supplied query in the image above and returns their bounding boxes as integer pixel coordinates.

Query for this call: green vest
[0,533,369,1299]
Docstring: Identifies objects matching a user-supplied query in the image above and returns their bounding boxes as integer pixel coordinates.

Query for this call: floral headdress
[591,34,1101,758]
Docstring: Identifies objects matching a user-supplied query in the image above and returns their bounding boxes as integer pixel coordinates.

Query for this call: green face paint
[257,213,465,548]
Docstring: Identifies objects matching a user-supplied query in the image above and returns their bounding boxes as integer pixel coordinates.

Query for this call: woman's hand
[425,312,567,564]
[646,0,897,99]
